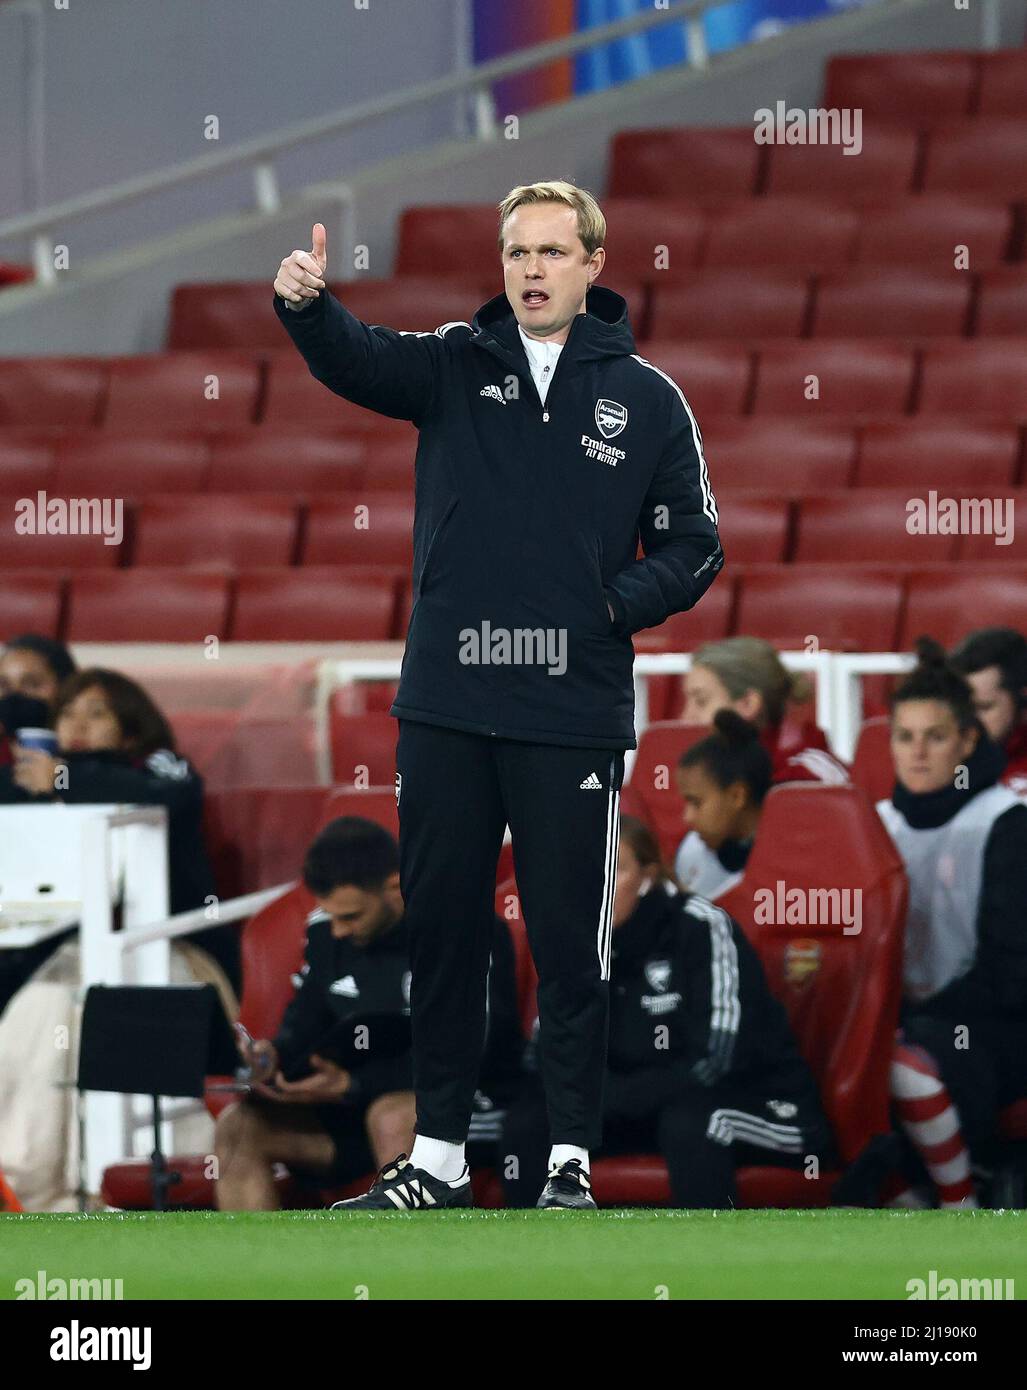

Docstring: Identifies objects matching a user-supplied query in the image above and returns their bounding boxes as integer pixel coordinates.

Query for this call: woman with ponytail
[684,637,848,785]
[879,637,1027,1208]
[500,815,833,1209]
[674,709,773,900]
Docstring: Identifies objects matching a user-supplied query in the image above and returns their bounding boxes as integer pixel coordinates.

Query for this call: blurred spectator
[684,637,848,785]
[674,709,773,899]
[501,816,834,1209]
[877,638,1027,1208]
[216,817,522,1211]
[949,626,1027,798]
[0,666,237,992]
[0,634,76,769]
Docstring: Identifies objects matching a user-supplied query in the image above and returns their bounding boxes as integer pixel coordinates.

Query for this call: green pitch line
[1,1210,1025,1301]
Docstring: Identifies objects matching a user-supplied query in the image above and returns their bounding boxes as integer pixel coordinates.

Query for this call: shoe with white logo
[579,772,603,790]
[536,1158,596,1210]
[330,1154,473,1211]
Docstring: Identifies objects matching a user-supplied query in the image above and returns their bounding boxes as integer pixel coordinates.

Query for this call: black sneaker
[536,1158,596,1210]
[330,1154,473,1211]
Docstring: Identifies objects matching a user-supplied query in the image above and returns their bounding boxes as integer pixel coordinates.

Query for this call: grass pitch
[2,1208,1025,1300]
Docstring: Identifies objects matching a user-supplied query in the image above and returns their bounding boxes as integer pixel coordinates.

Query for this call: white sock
[410,1134,467,1184]
[549,1144,590,1173]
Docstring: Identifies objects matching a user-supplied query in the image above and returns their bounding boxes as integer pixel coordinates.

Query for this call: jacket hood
[471,284,637,364]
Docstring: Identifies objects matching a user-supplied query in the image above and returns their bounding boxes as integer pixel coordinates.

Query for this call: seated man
[215,816,522,1210]
[501,815,835,1209]
[949,626,1027,798]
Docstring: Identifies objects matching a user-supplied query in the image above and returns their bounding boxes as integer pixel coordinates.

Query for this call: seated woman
[0,666,238,996]
[0,667,237,1210]
[501,816,834,1209]
[877,637,1027,1208]
[684,636,848,785]
[674,709,772,900]
[0,633,77,769]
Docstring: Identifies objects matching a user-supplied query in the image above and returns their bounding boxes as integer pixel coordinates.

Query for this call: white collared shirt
[518,325,563,405]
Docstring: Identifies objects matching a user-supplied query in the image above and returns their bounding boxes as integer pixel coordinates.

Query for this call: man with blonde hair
[272,179,723,1209]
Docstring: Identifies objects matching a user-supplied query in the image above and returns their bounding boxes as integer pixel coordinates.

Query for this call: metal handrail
[0,0,711,273]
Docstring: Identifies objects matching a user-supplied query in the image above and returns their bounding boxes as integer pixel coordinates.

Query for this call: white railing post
[686,14,709,69]
[253,161,281,215]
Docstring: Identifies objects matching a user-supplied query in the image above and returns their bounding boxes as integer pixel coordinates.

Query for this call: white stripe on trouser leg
[705,1108,805,1153]
[596,765,619,982]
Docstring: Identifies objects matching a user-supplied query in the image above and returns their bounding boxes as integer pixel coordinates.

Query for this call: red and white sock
[890,1044,978,1209]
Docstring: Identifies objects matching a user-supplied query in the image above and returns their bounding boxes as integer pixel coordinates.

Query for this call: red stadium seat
[752,341,916,418]
[704,199,859,272]
[811,269,972,339]
[0,358,106,428]
[0,500,127,569]
[639,342,752,417]
[597,199,706,282]
[339,275,490,331]
[102,353,262,430]
[854,196,1015,270]
[705,419,856,491]
[607,127,763,199]
[976,49,1027,117]
[624,721,710,863]
[917,340,1027,417]
[975,268,1027,338]
[395,205,500,278]
[206,430,364,494]
[795,490,958,564]
[231,567,398,641]
[169,282,322,351]
[133,494,298,567]
[850,717,894,807]
[855,421,1021,491]
[719,784,907,1168]
[632,577,734,653]
[714,493,791,563]
[66,569,231,642]
[204,787,332,900]
[0,571,63,637]
[764,124,919,199]
[363,437,416,491]
[318,785,399,838]
[302,493,413,568]
[900,568,1027,648]
[54,432,211,495]
[262,353,416,435]
[329,708,398,787]
[648,271,810,341]
[921,120,1027,198]
[735,566,904,651]
[823,52,978,122]
[0,430,58,493]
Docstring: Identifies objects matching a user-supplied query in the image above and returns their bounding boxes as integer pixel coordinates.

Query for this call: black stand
[77,984,237,1210]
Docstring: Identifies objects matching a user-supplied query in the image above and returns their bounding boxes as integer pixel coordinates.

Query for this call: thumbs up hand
[274,222,328,309]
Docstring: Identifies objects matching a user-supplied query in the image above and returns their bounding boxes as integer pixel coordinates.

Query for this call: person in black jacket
[216,818,523,1210]
[273,181,723,1209]
[501,816,834,1208]
[877,638,1027,1208]
[0,666,236,994]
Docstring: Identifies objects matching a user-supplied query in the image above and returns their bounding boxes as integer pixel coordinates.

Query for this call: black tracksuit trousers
[396,719,624,1150]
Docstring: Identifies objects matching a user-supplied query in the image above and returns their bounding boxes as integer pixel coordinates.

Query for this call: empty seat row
[3,337,1026,432]
[3,418,1022,497]
[606,116,1027,201]
[822,48,1027,124]
[4,562,1023,652]
[0,566,405,642]
[166,264,1027,352]
[1,487,1024,571]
